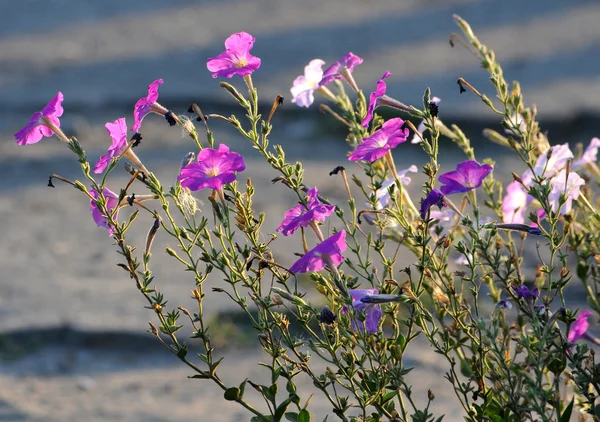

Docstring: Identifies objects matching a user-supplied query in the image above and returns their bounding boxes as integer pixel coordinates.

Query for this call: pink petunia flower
[349,118,408,162]
[132,79,168,133]
[290,59,326,108]
[502,181,532,224]
[206,32,261,79]
[362,71,392,127]
[568,311,592,343]
[90,188,120,236]
[289,230,347,273]
[14,92,64,145]
[573,137,600,170]
[177,144,245,191]
[277,187,335,236]
[94,118,129,174]
[411,97,441,144]
[548,169,585,215]
[439,160,493,195]
[320,52,363,87]
[342,289,383,334]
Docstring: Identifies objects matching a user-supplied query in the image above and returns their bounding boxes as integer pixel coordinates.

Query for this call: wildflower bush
[15,16,600,422]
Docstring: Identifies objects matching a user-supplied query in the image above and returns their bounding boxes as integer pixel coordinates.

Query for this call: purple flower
[289,230,347,274]
[320,52,363,87]
[420,189,446,219]
[349,118,408,162]
[411,97,441,144]
[14,92,64,145]
[513,284,539,301]
[94,118,128,174]
[573,137,600,169]
[290,59,325,108]
[548,169,585,215]
[206,32,261,79]
[177,144,245,191]
[90,188,120,236]
[533,143,573,179]
[362,71,392,127]
[132,79,165,133]
[342,289,383,334]
[277,187,335,236]
[496,299,513,310]
[439,160,493,195]
[502,181,532,224]
[568,311,592,343]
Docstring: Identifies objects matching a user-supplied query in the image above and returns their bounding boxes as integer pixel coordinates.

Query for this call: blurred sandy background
[1,0,599,420]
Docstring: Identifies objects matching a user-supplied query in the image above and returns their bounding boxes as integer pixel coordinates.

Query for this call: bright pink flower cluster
[178,144,245,191]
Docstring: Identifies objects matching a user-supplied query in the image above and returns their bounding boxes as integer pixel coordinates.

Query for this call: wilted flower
[177,144,245,191]
[90,188,120,236]
[290,59,325,108]
[277,187,335,236]
[132,79,167,133]
[548,169,585,215]
[319,306,337,324]
[513,284,539,301]
[342,289,383,334]
[14,92,64,145]
[411,97,441,144]
[362,71,392,127]
[94,118,129,174]
[349,118,408,162]
[502,181,532,224]
[439,160,493,195]
[573,137,600,169]
[206,32,261,79]
[568,310,592,343]
[289,230,347,273]
[320,52,363,87]
[533,143,573,179]
[420,189,446,219]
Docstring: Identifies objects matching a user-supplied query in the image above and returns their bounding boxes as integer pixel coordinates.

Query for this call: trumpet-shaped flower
[177,144,245,191]
[349,118,408,162]
[14,92,64,145]
[277,187,335,236]
[94,118,129,174]
[90,188,120,236]
[206,32,261,79]
[320,52,363,86]
[439,160,493,195]
[420,189,446,219]
[502,181,532,224]
[548,169,585,215]
[533,143,573,179]
[362,71,392,127]
[132,79,165,132]
[411,97,441,144]
[289,230,347,273]
[342,289,383,334]
[290,59,325,108]
[573,137,600,169]
[568,311,592,343]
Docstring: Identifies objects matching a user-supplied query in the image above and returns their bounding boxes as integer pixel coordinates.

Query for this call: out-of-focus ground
[1,0,599,420]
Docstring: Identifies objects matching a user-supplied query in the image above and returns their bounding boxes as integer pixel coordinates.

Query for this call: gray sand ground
[2,0,599,420]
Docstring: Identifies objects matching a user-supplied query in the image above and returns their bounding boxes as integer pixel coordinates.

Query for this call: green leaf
[224,387,240,401]
[284,413,298,422]
[238,378,248,399]
[286,380,297,395]
[274,396,295,422]
[188,373,210,379]
[559,398,574,422]
[298,409,310,422]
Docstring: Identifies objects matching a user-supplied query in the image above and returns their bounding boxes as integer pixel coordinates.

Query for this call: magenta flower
[533,143,573,179]
[568,311,592,343]
[90,188,120,236]
[420,189,446,219]
[320,52,363,87]
[289,230,347,274]
[132,79,166,133]
[206,32,261,79]
[277,187,335,236]
[439,160,493,195]
[349,118,408,162]
[290,59,325,108]
[178,144,245,191]
[411,97,441,144]
[14,92,64,145]
[94,118,128,174]
[502,181,532,224]
[573,137,600,169]
[513,284,538,301]
[342,289,383,334]
[548,169,585,215]
[362,71,392,127]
